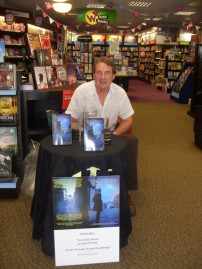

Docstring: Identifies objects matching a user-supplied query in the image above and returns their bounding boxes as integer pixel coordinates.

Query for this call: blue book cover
[52,175,120,229]
[52,113,72,145]
[0,41,5,63]
[0,176,18,188]
[84,117,104,151]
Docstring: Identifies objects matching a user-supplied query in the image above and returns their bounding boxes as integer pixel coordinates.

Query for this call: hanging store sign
[77,9,116,25]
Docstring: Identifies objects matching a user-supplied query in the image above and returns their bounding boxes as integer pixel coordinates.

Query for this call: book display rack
[0,65,23,198]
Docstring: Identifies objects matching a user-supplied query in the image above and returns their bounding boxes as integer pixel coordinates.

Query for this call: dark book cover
[0,96,18,123]
[84,117,104,151]
[34,49,52,66]
[52,175,120,229]
[45,66,59,88]
[0,126,18,155]
[52,113,72,145]
[66,65,77,85]
[0,64,16,90]
[0,151,12,178]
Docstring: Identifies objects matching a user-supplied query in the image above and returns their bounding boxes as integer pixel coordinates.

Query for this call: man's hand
[112,116,133,135]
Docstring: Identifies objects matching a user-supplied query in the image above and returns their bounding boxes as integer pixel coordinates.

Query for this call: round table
[31,134,132,256]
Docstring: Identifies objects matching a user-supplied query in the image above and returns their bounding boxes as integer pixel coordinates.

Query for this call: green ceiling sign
[77,9,116,25]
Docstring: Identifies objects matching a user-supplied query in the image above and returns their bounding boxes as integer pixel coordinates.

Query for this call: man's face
[94,62,115,92]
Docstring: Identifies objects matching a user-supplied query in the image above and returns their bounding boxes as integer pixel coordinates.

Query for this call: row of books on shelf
[168,61,183,70]
[5,47,26,57]
[33,64,86,90]
[0,22,25,32]
[1,35,25,45]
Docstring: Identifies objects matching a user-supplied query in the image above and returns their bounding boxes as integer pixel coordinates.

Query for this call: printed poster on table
[52,175,120,266]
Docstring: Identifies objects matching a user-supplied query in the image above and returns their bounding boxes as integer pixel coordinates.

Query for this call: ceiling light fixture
[52,0,72,13]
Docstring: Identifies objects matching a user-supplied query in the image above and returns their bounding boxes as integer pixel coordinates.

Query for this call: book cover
[0,151,12,178]
[52,175,120,229]
[56,66,68,87]
[75,65,85,80]
[62,89,74,110]
[0,96,18,123]
[52,113,72,145]
[0,126,18,154]
[33,66,48,90]
[0,64,16,90]
[26,33,41,56]
[0,41,5,63]
[52,175,120,266]
[45,66,59,88]
[51,50,60,65]
[39,35,51,50]
[0,175,18,188]
[84,117,104,151]
[66,65,77,85]
[34,49,52,66]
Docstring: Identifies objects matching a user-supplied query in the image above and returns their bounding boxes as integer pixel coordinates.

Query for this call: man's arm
[112,116,133,136]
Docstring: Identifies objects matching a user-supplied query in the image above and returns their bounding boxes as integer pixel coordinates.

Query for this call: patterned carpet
[0,102,202,269]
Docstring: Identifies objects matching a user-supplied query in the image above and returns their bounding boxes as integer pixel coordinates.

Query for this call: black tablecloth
[31,135,132,256]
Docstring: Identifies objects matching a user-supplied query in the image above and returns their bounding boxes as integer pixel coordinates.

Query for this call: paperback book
[0,41,5,63]
[26,33,41,56]
[56,66,68,86]
[0,64,16,90]
[0,151,12,178]
[0,96,18,123]
[33,66,48,90]
[0,126,18,154]
[39,34,51,50]
[0,175,18,188]
[66,65,77,85]
[51,50,60,65]
[52,113,72,145]
[34,49,52,66]
[45,66,59,88]
[84,117,104,151]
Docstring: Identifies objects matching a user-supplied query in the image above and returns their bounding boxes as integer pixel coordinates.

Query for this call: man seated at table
[65,56,136,216]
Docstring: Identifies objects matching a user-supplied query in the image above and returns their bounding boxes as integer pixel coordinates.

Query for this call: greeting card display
[52,175,120,266]
[84,117,104,151]
[34,66,48,90]
[52,113,72,145]
[45,66,59,88]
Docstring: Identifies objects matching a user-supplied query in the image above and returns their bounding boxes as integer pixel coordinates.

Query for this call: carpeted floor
[127,79,175,103]
[0,82,202,269]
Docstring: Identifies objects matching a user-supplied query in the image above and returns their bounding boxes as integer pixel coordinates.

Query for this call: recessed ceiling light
[117,26,129,29]
[174,11,196,16]
[128,1,152,7]
[86,4,105,8]
[144,17,162,21]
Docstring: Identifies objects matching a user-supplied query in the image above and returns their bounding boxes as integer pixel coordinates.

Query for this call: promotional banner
[77,9,116,25]
[52,176,120,266]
